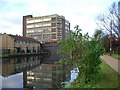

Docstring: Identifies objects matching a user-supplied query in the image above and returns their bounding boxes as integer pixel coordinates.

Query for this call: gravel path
[100,55,120,74]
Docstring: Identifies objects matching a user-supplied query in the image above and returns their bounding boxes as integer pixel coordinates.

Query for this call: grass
[96,61,120,88]
[111,54,120,60]
[69,61,120,88]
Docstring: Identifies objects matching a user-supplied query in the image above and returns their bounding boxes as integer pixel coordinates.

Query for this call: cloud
[0,11,22,35]
[0,0,118,36]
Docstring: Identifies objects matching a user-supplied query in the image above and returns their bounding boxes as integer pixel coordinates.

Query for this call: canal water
[0,55,79,89]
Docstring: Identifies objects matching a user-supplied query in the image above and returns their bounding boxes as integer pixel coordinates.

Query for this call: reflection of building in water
[1,56,41,77]
[24,64,70,88]
[2,58,15,77]
[15,56,41,73]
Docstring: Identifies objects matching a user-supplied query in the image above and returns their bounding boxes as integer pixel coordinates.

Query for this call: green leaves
[58,25,105,87]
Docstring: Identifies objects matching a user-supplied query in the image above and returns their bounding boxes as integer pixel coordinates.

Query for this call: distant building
[0,33,41,55]
[23,14,70,42]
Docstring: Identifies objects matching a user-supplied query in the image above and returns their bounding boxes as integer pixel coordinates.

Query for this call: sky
[0,0,119,37]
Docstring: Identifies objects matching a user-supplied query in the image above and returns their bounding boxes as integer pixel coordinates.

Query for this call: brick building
[0,33,41,55]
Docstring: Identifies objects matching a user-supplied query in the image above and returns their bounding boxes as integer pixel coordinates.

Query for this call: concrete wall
[41,42,63,63]
[23,15,33,37]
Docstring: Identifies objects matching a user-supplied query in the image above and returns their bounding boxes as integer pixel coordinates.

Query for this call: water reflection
[1,55,41,89]
[1,55,78,89]
[70,68,79,82]
[24,64,70,88]
[2,56,41,77]
[2,73,23,88]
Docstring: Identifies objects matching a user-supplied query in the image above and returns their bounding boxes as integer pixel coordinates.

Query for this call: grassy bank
[96,61,119,88]
[111,54,120,60]
[106,53,120,60]
[69,61,119,88]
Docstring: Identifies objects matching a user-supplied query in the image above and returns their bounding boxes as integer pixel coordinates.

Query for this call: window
[35,24,42,27]
[37,35,42,39]
[43,28,51,33]
[27,20,34,23]
[52,23,56,27]
[43,23,51,26]
[47,34,51,39]
[38,30,42,32]
[52,34,56,39]
[43,34,47,39]
[27,25,34,28]
[51,17,56,21]
[43,18,51,21]
[52,28,56,32]
[34,19,42,22]
[27,30,34,33]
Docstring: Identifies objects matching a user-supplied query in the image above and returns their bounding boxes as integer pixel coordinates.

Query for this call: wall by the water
[41,42,63,63]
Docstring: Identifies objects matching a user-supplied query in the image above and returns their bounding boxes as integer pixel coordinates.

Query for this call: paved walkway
[100,55,120,74]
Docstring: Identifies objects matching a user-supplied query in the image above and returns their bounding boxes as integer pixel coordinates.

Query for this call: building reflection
[1,55,71,88]
[24,64,70,88]
[2,58,15,77]
[1,56,41,77]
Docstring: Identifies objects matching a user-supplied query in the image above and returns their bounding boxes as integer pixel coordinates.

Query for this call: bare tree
[96,2,120,38]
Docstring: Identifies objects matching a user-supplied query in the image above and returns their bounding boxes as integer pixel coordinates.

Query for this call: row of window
[27,23,51,28]
[15,40,39,45]
[27,18,51,23]
[27,28,59,33]
[27,34,57,39]
[27,24,63,29]
[15,40,29,44]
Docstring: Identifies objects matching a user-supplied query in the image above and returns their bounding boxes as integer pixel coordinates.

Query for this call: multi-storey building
[23,14,70,42]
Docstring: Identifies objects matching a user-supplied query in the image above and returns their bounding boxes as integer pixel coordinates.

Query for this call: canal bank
[68,60,119,88]
[1,42,72,89]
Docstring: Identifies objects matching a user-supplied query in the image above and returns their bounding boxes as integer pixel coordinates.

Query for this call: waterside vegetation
[58,25,106,88]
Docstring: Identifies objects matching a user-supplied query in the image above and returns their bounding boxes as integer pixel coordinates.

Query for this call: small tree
[59,25,105,87]
[80,38,105,84]
[58,25,83,65]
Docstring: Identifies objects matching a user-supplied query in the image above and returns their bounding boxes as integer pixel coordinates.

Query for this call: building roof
[26,14,66,20]
[9,34,40,43]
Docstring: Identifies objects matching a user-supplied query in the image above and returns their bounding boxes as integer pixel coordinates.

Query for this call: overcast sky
[0,0,119,36]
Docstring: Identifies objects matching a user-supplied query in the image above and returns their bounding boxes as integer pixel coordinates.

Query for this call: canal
[1,55,79,89]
